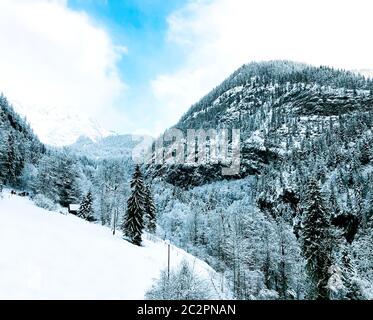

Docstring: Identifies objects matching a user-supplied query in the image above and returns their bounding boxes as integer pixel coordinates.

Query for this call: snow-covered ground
[0,191,225,300]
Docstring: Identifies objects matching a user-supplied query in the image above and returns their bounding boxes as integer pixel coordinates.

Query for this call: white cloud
[151,0,373,127]
[2,0,372,140]
[0,0,127,135]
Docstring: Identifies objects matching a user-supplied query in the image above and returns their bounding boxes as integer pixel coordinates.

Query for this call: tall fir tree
[0,128,6,189]
[56,151,81,207]
[32,153,60,203]
[3,133,17,186]
[360,139,371,165]
[144,184,157,233]
[301,178,333,300]
[341,247,363,300]
[122,165,146,246]
[78,191,95,222]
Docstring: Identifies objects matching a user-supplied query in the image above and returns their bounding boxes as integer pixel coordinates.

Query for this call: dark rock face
[280,89,373,116]
[146,163,237,189]
[145,145,281,189]
[332,213,361,244]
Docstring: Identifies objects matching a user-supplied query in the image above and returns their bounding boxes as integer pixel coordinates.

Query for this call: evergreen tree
[78,191,95,222]
[144,184,157,233]
[122,165,146,246]
[341,248,363,300]
[360,139,371,165]
[328,185,340,217]
[56,151,81,207]
[3,133,17,186]
[32,153,60,203]
[0,125,7,189]
[301,178,333,300]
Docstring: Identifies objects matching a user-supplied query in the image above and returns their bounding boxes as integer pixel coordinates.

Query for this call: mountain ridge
[146,60,373,188]
[11,102,113,147]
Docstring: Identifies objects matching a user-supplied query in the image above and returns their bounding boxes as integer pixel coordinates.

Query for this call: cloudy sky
[0,0,372,137]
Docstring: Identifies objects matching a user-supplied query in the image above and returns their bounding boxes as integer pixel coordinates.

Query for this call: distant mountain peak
[11,102,112,147]
[354,69,373,79]
[68,133,144,160]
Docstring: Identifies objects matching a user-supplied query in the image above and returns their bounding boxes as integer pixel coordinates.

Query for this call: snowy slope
[11,102,112,146]
[0,191,225,300]
[354,69,373,79]
[68,134,144,160]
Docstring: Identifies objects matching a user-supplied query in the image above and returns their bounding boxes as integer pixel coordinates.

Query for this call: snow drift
[0,191,223,300]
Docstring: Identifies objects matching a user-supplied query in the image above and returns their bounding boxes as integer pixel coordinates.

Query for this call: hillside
[0,191,224,300]
[0,94,45,188]
[147,61,373,188]
[142,61,373,300]
[68,134,145,160]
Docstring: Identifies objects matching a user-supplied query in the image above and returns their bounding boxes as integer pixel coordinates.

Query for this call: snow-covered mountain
[68,134,151,160]
[0,191,226,299]
[354,69,373,79]
[11,102,112,147]
[142,61,373,300]
[148,61,373,188]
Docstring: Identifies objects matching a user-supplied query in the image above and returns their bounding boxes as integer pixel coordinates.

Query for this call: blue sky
[68,0,186,84]
[1,0,372,140]
[67,0,190,135]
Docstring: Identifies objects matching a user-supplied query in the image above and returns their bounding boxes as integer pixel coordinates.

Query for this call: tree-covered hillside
[147,61,373,188]
[0,94,45,188]
[146,61,373,300]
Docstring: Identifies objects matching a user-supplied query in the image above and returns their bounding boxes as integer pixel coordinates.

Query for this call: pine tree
[360,139,371,165]
[144,184,157,233]
[32,153,60,203]
[122,165,146,246]
[341,248,363,300]
[78,191,94,222]
[0,117,8,184]
[328,186,340,218]
[354,185,366,228]
[301,178,333,300]
[56,151,81,207]
[3,133,17,186]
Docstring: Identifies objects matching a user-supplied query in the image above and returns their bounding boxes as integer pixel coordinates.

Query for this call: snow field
[0,191,224,299]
